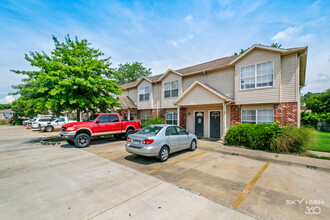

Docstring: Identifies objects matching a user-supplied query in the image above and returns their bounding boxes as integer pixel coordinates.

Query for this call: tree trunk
[77,107,80,122]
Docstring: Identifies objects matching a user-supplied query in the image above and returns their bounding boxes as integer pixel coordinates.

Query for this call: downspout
[203,71,207,83]
[297,52,306,128]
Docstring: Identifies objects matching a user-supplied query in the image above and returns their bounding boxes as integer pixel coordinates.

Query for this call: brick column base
[180,108,187,129]
[274,102,298,126]
[230,105,241,126]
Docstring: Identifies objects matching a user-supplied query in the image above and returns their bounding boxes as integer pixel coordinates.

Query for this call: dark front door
[210,111,221,138]
[195,112,204,137]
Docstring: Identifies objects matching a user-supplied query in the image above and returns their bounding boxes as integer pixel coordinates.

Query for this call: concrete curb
[198,140,330,173]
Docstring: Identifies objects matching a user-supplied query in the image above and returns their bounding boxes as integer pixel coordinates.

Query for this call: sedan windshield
[136,125,163,136]
[85,114,99,122]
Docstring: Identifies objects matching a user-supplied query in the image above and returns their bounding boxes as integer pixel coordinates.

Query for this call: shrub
[301,111,330,128]
[141,115,165,128]
[225,122,283,150]
[270,126,316,153]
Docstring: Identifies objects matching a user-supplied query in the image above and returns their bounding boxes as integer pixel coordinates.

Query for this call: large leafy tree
[115,62,152,85]
[305,89,330,113]
[11,35,122,121]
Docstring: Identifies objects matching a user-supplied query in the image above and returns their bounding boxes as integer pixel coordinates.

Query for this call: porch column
[128,109,131,121]
[177,106,180,126]
[223,102,227,139]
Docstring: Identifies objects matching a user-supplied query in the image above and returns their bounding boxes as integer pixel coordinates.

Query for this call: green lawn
[309,131,330,153]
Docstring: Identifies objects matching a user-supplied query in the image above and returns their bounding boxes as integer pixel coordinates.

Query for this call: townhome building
[117,44,307,139]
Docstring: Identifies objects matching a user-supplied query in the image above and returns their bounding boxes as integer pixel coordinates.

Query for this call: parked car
[23,119,34,126]
[31,118,52,129]
[125,124,197,162]
[43,117,76,132]
[59,113,140,148]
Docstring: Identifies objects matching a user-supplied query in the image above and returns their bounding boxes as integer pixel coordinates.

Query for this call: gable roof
[117,95,137,109]
[174,81,234,105]
[120,44,307,89]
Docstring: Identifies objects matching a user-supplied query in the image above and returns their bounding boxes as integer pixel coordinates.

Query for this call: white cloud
[184,15,193,24]
[0,95,16,104]
[271,26,316,45]
[167,34,194,47]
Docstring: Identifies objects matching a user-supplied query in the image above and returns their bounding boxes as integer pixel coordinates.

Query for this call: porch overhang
[173,81,235,106]
[117,95,137,109]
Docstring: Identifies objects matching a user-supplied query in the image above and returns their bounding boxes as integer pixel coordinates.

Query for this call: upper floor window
[241,110,274,124]
[139,86,150,101]
[241,61,273,90]
[164,81,178,98]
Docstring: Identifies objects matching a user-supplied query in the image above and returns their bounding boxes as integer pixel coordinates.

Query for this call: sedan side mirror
[96,119,100,123]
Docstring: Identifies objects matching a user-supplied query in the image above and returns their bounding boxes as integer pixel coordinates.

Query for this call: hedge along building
[117,44,308,139]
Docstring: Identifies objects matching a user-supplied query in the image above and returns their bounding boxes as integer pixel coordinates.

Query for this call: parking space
[84,139,330,220]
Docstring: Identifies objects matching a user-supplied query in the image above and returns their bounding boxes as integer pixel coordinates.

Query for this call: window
[109,114,120,122]
[165,112,177,125]
[175,126,187,135]
[241,61,273,90]
[97,115,110,123]
[164,81,178,98]
[58,118,65,122]
[165,126,178,136]
[242,110,274,124]
[139,86,150,101]
[140,112,151,123]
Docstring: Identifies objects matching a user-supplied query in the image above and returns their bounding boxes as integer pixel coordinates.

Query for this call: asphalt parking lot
[84,138,330,220]
[1,126,329,219]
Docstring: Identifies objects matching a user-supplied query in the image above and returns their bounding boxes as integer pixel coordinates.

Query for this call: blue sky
[0,0,329,103]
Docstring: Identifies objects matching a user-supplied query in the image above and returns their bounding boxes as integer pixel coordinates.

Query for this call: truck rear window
[85,114,99,122]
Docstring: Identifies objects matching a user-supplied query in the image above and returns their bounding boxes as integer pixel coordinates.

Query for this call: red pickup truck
[59,113,140,147]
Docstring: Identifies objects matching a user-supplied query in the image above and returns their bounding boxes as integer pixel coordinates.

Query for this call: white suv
[31,118,52,129]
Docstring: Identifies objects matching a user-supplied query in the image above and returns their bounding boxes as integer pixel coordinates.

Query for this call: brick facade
[230,105,241,126]
[151,109,166,120]
[180,108,187,129]
[274,102,298,126]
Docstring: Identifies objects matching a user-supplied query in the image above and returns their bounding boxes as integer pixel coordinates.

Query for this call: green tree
[271,42,282,48]
[305,89,330,113]
[0,103,11,110]
[11,35,122,121]
[115,62,152,85]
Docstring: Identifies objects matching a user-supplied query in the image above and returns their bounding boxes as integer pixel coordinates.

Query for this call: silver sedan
[125,124,197,162]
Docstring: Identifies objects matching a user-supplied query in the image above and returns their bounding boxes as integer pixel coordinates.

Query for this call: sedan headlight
[66,127,75,131]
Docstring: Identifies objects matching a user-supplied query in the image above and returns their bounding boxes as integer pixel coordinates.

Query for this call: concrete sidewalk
[199,140,330,173]
[0,126,253,220]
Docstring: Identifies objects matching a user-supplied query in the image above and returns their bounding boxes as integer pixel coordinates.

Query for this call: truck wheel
[67,140,75,145]
[125,129,135,139]
[74,133,91,148]
[45,126,54,132]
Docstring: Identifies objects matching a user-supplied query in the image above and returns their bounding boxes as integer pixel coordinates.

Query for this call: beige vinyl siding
[128,88,137,104]
[241,104,274,110]
[182,73,205,91]
[206,67,235,99]
[177,84,224,106]
[137,80,152,109]
[122,90,128,96]
[281,54,297,102]
[161,72,182,109]
[235,49,281,104]
[152,83,160,110]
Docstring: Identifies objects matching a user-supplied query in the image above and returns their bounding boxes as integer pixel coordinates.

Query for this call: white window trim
[164,80,179,99]
[240,60,274,91]
[140,111,151,123]
[165,111,177,125]
[241,109,274,124]
[139,86,150,102]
